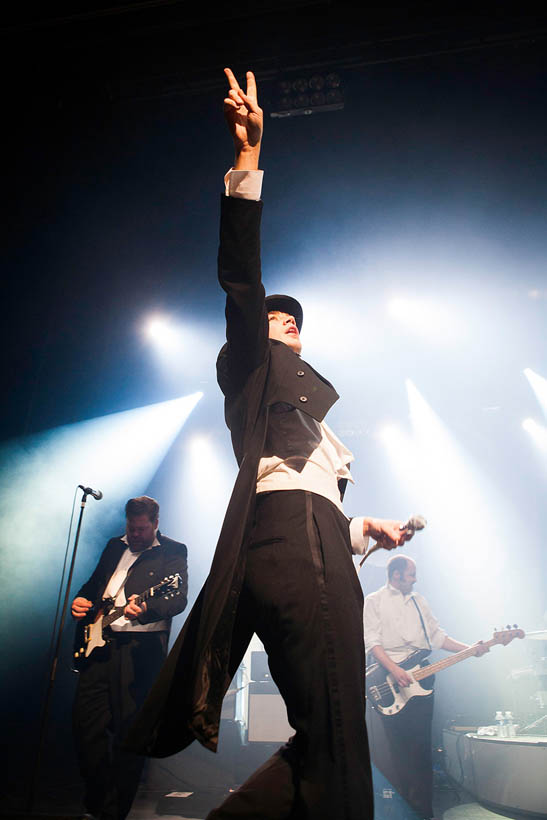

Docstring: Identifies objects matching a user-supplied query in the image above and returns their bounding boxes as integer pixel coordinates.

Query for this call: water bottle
[505,711,516,737]
[495,710,507,737]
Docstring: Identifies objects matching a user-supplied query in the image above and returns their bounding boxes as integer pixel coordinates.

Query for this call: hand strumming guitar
[72,596,93,619]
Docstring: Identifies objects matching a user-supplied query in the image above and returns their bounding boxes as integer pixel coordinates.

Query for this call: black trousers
[208,490,374,820]
[72,630,167,820]
[366,694,434,819]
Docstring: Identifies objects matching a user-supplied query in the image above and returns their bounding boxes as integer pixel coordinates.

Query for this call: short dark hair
[387,555,412,580]
[125,496,159,522]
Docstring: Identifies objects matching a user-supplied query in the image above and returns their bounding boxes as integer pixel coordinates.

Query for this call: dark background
[1,1,546,813]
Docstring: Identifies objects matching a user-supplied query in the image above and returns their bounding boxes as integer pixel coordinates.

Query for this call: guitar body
[73,609,109,668]
[366,649,435,716]
[72,574,182,670]
[83,615,107,657]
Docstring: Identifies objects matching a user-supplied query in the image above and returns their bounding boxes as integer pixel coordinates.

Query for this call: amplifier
[248,693,292,743]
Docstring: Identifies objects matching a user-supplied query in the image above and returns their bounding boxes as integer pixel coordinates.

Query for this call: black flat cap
[265,294,303,332]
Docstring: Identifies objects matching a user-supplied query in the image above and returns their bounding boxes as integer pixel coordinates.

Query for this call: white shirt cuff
[349,517,369,555]
[224,168,263,200]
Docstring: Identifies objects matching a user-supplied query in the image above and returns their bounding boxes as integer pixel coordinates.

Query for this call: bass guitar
[73,573,182,667]
[366,627,524,716]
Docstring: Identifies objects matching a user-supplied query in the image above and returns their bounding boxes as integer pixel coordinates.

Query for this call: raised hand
[223,68,263,168]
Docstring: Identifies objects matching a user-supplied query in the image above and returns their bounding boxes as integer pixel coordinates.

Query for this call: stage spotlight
[270,70,344,118]
[145,315,180,347]
[522,418,547,450]
[524,368,547,416]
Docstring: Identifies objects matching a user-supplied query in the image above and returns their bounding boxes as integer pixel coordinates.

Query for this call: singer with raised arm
[71,496,188,820]
[364,555,489,819]
[125,68,413,819]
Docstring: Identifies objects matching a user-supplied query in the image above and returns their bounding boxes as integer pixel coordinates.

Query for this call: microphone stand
[27,487,94,813]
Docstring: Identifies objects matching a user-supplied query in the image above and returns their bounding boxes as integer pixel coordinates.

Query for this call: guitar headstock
[492,625,526,645]
[161,573,181,587]
[160,573,182,599]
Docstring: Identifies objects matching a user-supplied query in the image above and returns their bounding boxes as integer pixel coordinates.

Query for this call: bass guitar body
[365,627,524,716]
[366,649,435,716]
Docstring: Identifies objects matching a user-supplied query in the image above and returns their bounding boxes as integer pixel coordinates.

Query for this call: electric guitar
[73,573,182,667]
[366,627,524,716]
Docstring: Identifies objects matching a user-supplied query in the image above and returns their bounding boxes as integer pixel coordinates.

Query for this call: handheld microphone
[357,513,427,572]
[78,485,103,500]
[401,514,426,533]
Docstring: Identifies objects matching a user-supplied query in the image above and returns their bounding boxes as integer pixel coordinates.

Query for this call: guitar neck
[413,637,496,680]
[102,590,147,628]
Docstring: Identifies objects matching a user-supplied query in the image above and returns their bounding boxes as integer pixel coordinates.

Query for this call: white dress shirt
[363,583,447,663]
[226,168,367,554]
[104,534,168,632]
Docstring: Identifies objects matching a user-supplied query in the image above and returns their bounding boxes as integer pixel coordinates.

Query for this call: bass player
[363,554,489,818]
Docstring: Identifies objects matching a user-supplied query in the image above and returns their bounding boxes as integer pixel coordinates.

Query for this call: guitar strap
[411,596,432,650]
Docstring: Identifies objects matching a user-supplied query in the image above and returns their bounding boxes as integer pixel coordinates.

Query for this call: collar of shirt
[386,582,416,603]
[121,533,160,550]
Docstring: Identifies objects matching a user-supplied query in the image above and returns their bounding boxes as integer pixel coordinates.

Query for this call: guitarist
[71,496,188,820]
[363,555,488,819]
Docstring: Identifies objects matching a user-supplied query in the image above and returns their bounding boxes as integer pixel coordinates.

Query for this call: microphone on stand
[78,485,103,500]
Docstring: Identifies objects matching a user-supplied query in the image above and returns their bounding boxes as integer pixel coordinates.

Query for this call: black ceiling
[3,1,546,107]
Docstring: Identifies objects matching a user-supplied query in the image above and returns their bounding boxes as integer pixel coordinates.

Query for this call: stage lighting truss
[270,71,344,118]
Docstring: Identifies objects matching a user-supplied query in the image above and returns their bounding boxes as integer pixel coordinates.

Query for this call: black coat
[126,195,341,757]
[76,533,188,631]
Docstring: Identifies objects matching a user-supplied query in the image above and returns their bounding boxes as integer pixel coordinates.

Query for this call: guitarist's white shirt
[103,535,168,632]
[363,584,447,664]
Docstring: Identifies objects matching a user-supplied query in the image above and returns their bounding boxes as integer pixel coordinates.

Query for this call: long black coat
[126,195,341,757]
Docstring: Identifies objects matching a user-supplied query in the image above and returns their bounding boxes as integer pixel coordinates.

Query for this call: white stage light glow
[376,379,524,623]
[524,368,547,417]
[522,418,547,451]
[386,296,461,344]
[404,380,519,587]
[160,431,236,604]
[378,422,416,464]
[145,314,186,350]
[143,313,220,388]
[186,433,234,513]
[0,392,202,630]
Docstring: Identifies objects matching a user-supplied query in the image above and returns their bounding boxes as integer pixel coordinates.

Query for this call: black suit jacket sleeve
[132,537,188,624]
[217,195,268,395]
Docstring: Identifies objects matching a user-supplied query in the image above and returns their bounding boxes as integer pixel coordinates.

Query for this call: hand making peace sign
[223,68,263,168]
